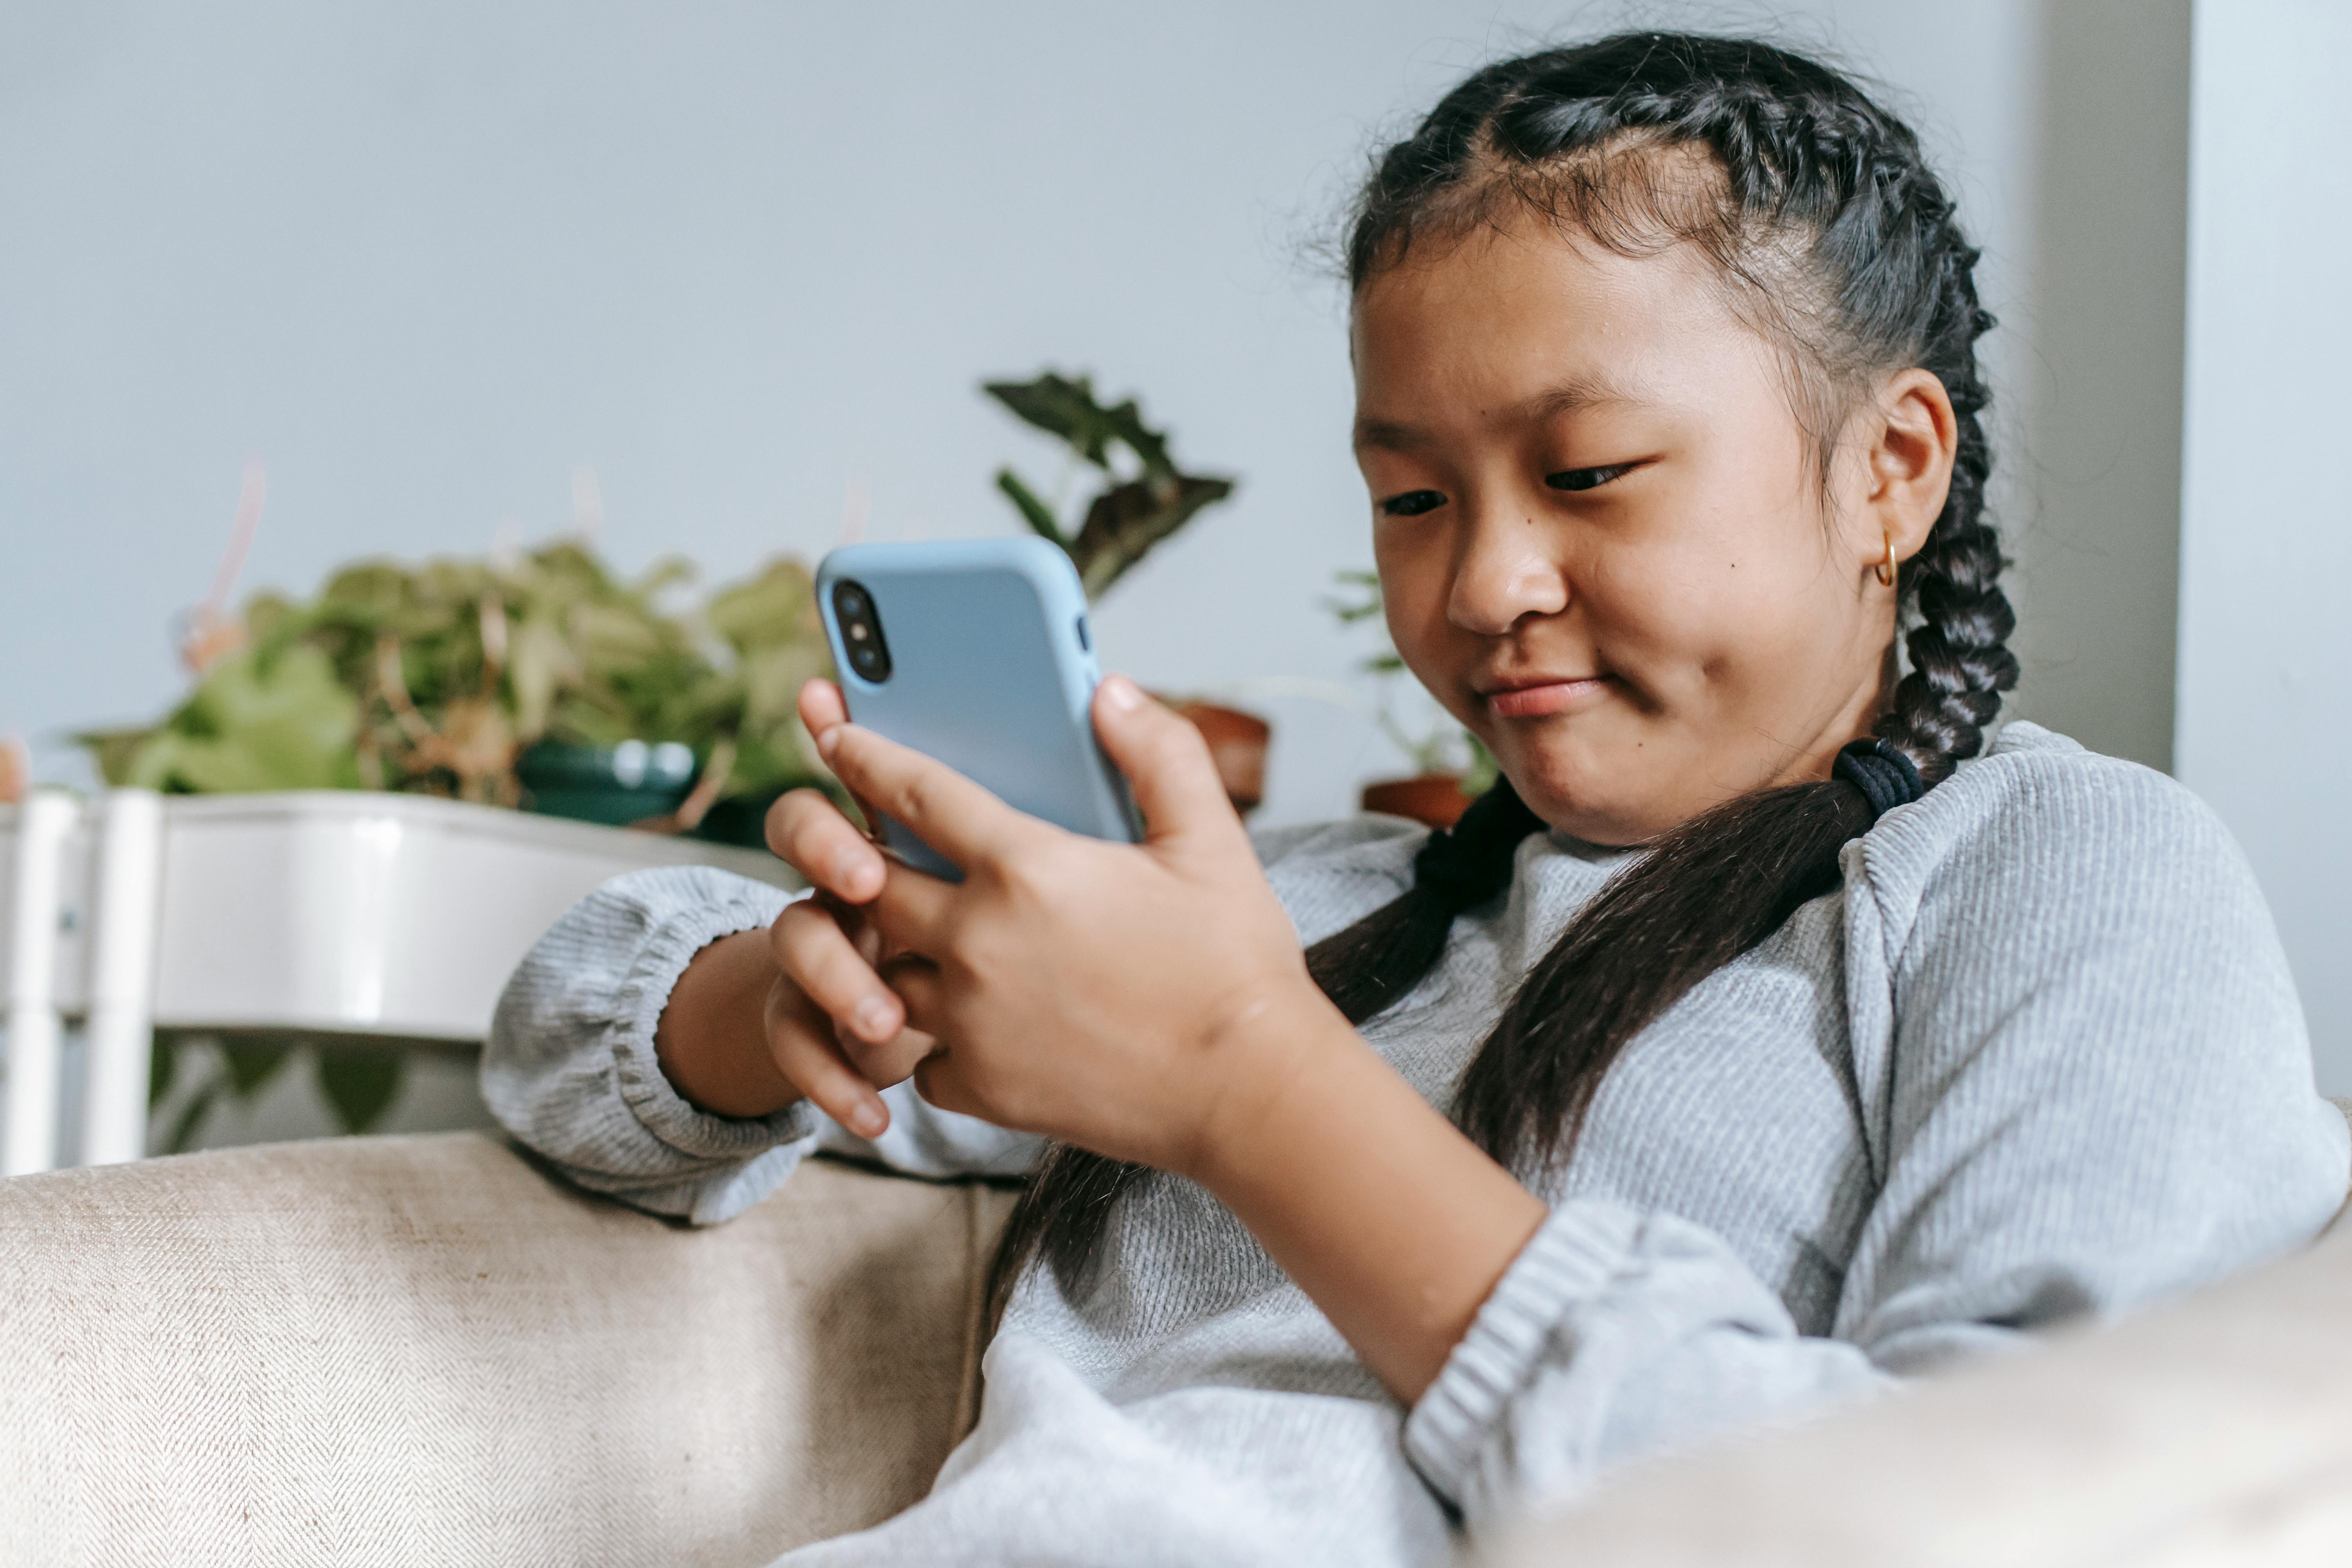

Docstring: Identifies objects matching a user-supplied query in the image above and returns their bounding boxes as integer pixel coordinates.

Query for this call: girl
[487,33,2350,1565]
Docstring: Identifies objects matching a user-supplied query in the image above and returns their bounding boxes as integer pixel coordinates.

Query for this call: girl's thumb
[1091,675,1237,844]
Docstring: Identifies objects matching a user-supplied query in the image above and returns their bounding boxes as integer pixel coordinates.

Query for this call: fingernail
[853,994,895,1040]
[816,725,843,759]
[850,1100,887,1138]
[1102,674,1142,712]
[836,850,872,894]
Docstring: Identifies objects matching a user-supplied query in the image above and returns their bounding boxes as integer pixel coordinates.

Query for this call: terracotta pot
[1171,700,1270,816]
[1360,774,1473,829]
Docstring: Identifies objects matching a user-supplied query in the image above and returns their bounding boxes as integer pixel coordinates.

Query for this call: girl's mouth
[1482,677,1612,719]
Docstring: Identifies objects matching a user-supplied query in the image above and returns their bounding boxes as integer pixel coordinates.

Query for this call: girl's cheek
[1375,548,1461,667]
[1569,552,1694,682]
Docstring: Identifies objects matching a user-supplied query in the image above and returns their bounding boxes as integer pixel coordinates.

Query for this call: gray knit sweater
[484,722,2350,1565]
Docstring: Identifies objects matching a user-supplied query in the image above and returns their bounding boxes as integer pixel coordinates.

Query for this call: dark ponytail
[990,31,2018,1315]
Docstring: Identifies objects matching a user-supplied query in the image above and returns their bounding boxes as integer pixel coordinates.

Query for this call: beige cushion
[5,1106,2347,1566]
[0,1133,1016,1567]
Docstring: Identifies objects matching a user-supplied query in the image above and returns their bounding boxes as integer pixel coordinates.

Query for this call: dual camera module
[831,579,893,683]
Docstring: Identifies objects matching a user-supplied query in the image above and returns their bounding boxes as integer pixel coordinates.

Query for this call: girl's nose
[1446,497,1570,636]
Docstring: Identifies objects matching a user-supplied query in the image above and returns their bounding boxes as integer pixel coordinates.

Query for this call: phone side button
[1074,615,1091,652]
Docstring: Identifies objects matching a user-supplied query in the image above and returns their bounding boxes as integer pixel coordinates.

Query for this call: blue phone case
[815,537,1142,879]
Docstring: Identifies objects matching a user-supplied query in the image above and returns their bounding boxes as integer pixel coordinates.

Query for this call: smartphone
[814,537,1142,879]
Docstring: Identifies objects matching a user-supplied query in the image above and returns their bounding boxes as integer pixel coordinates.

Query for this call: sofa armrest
[0,1132,1017,1568]
[1485,1100,2352,1567]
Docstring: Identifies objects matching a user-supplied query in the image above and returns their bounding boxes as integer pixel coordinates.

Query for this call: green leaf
[982,371,1179,481]
[506,615,577,742]
[117,645,362,793]
[164,1076,223,1155]
[984,372,1116,467]
[1069,473,1236,600]
[705,558,822,659]
[148,1036,177,1109]
[983,371,1236,601]
[995,468,1067,550]
[318,561,413,616]
[73,727,152,788]
[1325,569,1387,624]
[1461,734,1500,795]
[315,1052,404,1134]
[632,555,697,600]
[740,642,829,725]
[221,1040,294,1097]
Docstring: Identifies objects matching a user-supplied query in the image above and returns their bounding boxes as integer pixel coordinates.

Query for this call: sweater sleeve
[1405,750,2352,1533]
[1403,1199,1896,1530]
[482,864,1039,1225]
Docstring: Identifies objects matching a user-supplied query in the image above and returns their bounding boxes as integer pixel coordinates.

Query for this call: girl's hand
[818,674,1327,1177]
[655,679,929,1137]
[753,679,941,1134]
[795,673,1546,1406]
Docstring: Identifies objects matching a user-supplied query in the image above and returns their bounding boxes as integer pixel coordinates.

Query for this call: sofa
[1,1112,2346,1566]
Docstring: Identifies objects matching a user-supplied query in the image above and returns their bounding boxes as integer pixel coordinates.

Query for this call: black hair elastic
[1409,779,1544,909]
[1834,738,1925,820]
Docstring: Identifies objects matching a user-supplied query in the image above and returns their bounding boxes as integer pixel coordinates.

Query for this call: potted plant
[1328,570,1497,828]
[78,536,842,1147]
[984,371,1265,811]
[81,540,840,840]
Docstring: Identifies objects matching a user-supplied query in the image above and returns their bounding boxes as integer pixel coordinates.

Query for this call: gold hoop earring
[1875,534,1896,588]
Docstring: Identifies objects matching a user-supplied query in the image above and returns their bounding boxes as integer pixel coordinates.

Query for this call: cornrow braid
[992,30,2017,1310]
[1878,234,2016,780]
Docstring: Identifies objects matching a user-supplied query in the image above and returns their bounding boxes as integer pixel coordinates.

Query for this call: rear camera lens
[831,578,891,684]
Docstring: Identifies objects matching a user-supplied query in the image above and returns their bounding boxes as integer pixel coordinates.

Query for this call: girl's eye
[1545,463,1637,494]
[1379,490,1446,518]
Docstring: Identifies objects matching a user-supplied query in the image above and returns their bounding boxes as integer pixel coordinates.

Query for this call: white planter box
[141,791,793,1040]
[2,789,798,1170]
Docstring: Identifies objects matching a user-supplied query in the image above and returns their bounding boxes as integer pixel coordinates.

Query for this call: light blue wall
[2,0,2070,828]
[32,3,2302,1127]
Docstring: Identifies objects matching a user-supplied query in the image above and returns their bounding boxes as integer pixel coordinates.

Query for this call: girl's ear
[1862,368,1959,578]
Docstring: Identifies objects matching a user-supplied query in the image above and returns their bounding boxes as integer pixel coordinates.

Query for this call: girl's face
[1352,217,1952,845]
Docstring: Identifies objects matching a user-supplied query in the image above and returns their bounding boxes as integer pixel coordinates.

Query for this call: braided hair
[990,31,2018,1314]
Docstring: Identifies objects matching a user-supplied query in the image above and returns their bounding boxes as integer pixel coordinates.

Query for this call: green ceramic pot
[684,790,784,851]
[517,741,698,827]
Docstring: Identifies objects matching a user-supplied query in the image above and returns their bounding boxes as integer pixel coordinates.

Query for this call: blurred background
[4,0,2344,1143]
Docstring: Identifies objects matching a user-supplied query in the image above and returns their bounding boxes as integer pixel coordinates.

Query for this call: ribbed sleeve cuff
[607,885,820,1165]
[1403,1200,1642,1504]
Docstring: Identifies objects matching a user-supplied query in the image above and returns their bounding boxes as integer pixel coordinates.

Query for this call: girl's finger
[770,1011,890,1139]
[767,787,887,903]
[836,1017,938,1088]
[1090,674,1240,850]
[797,677,849,736]
[864,860,959,956]
[772,898,905,1045]
[797,679,887,842]
[911,1048,981,1121]
[879,953,947,1036]
[814,722,1031,873]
